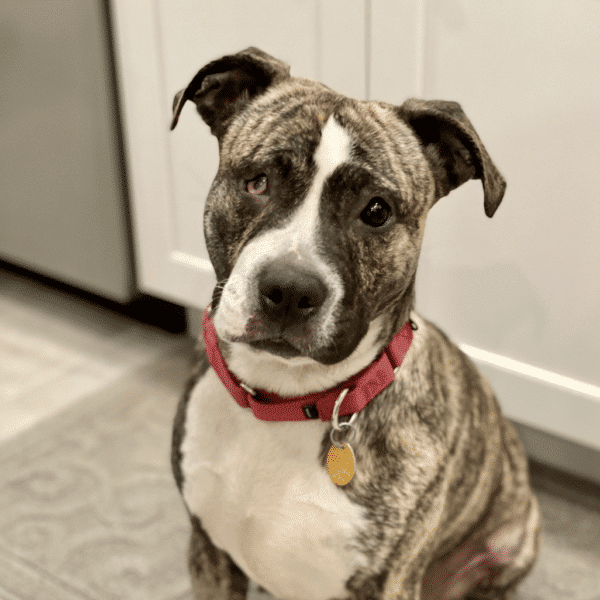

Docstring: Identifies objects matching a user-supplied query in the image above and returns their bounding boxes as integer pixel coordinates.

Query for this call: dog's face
[172,48,505,367]
[201,88,432,366]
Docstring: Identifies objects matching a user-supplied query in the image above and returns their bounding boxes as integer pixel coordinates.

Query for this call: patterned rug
[0,339,598,600]
[0,340,194,600]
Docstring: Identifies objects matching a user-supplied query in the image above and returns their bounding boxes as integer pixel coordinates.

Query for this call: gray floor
[0,269,180,444]
[0,267,599,600]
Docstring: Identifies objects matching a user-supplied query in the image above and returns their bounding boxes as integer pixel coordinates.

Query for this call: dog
[170,47,540,600]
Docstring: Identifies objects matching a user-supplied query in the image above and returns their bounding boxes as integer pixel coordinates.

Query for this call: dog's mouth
[247,338,304,359]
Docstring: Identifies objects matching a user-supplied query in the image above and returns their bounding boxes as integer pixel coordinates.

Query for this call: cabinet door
[111,0,366,307]
[371,0,600,454]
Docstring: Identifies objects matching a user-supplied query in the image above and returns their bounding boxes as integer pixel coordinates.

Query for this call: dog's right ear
[170,47,290,138]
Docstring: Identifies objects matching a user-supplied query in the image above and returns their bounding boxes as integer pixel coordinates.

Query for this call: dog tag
[326,442,355,486]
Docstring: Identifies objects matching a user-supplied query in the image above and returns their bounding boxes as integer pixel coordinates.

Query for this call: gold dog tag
[326,442,355,486]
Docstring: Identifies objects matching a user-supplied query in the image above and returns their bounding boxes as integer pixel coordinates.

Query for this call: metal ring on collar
[330,422,355,448]
[240,382,256,396]
[331,388,358,447]
[332,388,351,430]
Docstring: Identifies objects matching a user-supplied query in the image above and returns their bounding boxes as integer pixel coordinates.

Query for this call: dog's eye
[246,174,269,195]
[360,198,392,227]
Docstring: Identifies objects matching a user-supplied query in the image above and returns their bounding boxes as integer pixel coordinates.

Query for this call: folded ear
[170,47,290,138]
[396,99,506,217]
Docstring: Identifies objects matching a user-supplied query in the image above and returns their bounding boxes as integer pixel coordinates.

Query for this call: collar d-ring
[331,388,358,447]
[332,388,354,430]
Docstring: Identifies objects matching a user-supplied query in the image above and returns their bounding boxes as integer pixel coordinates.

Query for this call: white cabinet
[113,1,600,461]
[371,1,600,457]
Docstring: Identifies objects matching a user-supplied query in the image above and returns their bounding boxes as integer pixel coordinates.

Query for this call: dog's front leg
[188,515,249,600]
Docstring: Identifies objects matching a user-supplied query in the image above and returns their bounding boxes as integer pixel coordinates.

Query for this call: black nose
[258,258,328,327]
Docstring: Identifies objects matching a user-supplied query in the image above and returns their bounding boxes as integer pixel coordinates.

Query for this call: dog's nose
[258,259,328,327]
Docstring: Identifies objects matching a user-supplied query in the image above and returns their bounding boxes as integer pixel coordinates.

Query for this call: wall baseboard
[512,420,600,488]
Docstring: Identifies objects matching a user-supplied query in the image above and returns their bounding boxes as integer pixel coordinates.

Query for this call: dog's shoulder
[374,312,498,446]
[171,339,210,492]
[406,312,491,399]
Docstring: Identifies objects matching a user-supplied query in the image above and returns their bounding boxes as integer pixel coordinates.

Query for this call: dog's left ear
[170,47,290,138]
[396,99,506,217]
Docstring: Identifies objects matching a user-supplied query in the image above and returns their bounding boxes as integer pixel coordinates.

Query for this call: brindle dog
[170,48,539,600]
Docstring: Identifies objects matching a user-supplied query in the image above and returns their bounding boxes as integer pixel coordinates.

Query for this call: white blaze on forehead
[287,115,353,248]
[316,114,353,174]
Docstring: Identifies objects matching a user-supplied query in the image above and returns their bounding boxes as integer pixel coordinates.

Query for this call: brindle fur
[170,48,539,599]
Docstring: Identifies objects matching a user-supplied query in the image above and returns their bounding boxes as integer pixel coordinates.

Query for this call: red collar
[202,309,413,422]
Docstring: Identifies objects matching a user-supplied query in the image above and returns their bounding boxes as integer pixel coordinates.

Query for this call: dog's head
[172,48,505,375]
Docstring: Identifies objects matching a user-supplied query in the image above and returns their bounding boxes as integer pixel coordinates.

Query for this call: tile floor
[0,267,183,443]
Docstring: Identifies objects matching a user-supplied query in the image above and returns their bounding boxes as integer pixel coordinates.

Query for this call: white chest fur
[180,369,369,600]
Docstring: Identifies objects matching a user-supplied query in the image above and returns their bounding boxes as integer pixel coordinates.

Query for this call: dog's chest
[180,369,369,600]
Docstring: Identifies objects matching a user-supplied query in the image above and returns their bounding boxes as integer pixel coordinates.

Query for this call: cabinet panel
[369,0,425,100]
[371,0,600,450]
